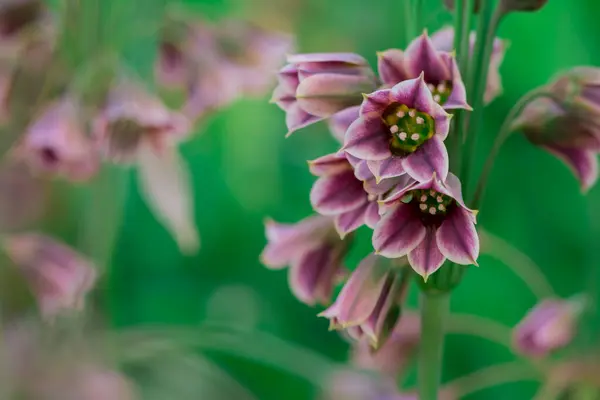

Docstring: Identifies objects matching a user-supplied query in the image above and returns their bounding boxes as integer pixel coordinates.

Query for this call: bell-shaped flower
[373,173,479,279]
[261,215,348,306]
[21,98,99,181]
[352,311,420,378]
[512,72,600,191]
[430,26,507,104]
[377,32,470,110]
[343,74,452,182]
[309,152,405,237]
[319,254,409,346]
[512,297,585,358]
[93,81,190,163]
[272,53,378,135]
[2,233,97,320]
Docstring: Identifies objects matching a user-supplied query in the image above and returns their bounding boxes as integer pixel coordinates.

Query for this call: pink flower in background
[0,0,43,38]
[261,215,348,305]
[319,254,409,346]
[93,81,190,163]
[374,173,478,279]
[378,32,470,110]
[21,98,99,181]
[343,75,452,182]
[272,53,377,135]
[2,233,97,319]
[513,297,584,357]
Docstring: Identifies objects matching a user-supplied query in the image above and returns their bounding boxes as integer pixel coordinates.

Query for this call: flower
[272,53,378,135]
[2,233,97,319]
[430,26,507,104]
[377,32,470,110]
[0,0,44,38]
[343,74,452,182]
[373,173,479,279]
[512,75,600,191]
[21,97,99,181]
[92,81,190,163]
[512,297,584,357]
[319,253,409,346]
[260,215,348,305]
[309,152,405,237]
[352,311,420,378]
[320,370,405,400]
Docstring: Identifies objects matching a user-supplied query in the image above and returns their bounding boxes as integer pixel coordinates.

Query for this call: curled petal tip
[361,93,370,100]
[417,71,426,81]
[472,259,480,267]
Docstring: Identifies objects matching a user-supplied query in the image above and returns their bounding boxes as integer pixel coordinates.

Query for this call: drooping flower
[2,233,97,319]
[21,97,100,181]
[377,32,470,110]
[512,297,585,357]
[352,311,420,378]
[92,81,190,163]
[512,69,600,191]
[261,215,348,305]
[373,173,479,279]
[343,74,452,182]
[272,53,378,135]
[319,254,409,346]
[430,26,507,104]
[320,370,405,400]
[309,152,405,237]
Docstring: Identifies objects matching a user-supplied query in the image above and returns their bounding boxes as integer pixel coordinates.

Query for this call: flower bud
[512,297,584,357]
[2,233,97,320]
[272,53,377,135]
[500,0,548,13]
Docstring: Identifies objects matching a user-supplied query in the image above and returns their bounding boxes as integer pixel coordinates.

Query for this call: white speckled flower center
[383,104,435,156]
[410,188,454,226]
[427,80,453,105]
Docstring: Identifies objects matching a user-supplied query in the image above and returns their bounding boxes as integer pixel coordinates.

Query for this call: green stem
[418,292,450,400]
[446,313,512,348]
[404,0,415,45]
[445,361,542,398]
[412,0,423,34]
[460,2,503,196]
[470,90,561,209]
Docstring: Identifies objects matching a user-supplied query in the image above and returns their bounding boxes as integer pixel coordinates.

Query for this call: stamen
[390,125,399,134]
[416,117,424,125]
[396,111,405,118]
[398,132,407,141]
[420,203,427,211]
[429,190,436,196]
[438,204,446,211]
[429,207,437,215]
[427,83,435,92]
[420,195,427,202]
[437,83,446,92]
[411,133,420,141]
[433,94,441,102]
[436,196,443,203]
[408,110,416,118]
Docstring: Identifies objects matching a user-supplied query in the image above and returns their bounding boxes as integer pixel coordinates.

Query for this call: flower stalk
[418,292,450,400]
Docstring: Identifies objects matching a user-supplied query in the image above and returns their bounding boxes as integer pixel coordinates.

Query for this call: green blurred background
[102,0,600,398]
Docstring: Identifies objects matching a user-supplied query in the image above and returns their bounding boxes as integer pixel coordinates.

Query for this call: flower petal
[364,202,380,229]
[367,157,405,180]
[348,156,375,181]
[335,202,369,237]
[405,33,451,82]
[285,102,323,135]
[402,135,449,182]
[408,227,446,279]
[137,144,200,254]
[441,53,471,110]
[430,26,454,52]
[309,152,352,176]
[311,170,367,215]
[542,145,599,192]
[377,49,409,87]
[436,207,479,265]
[288,53,369,66]
[289,243,341,305]
[328,106,360,143]
[344,117,392,161]
[360,89,392,116]
[373,203,426,258]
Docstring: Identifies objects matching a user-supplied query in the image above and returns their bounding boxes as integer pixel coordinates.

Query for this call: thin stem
[460,2,503,196]
[445,361,542,398]
[418,292,450,400]
[470,90,562,209]
[412,0,423,34]
[479,229,555,300]
[404,0,415,45]
[446,313,512,348]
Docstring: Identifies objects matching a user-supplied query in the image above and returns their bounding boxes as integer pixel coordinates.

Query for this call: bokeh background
[25,0,600,398]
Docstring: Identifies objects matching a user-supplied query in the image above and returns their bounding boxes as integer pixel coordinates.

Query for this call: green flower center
[383,104,436,156]
[427,80,453,105]
[404,188,455,226]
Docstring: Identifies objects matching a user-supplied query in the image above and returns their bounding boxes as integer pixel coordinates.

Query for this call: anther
[438,204,446,211]
[429,190,436,196]
[390,125,399,133]
[429,207,437,215]
[437,83,446,92]
[416,117,424,125]
[436,196,443,203]
[420,203,428,211]
[433,94,441,102]
[427,83,435,92]
[396,111,405,118]
[408,110,416,118]
[411,133,420,141]
[398,132,407,141]
[420,195,427,202]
